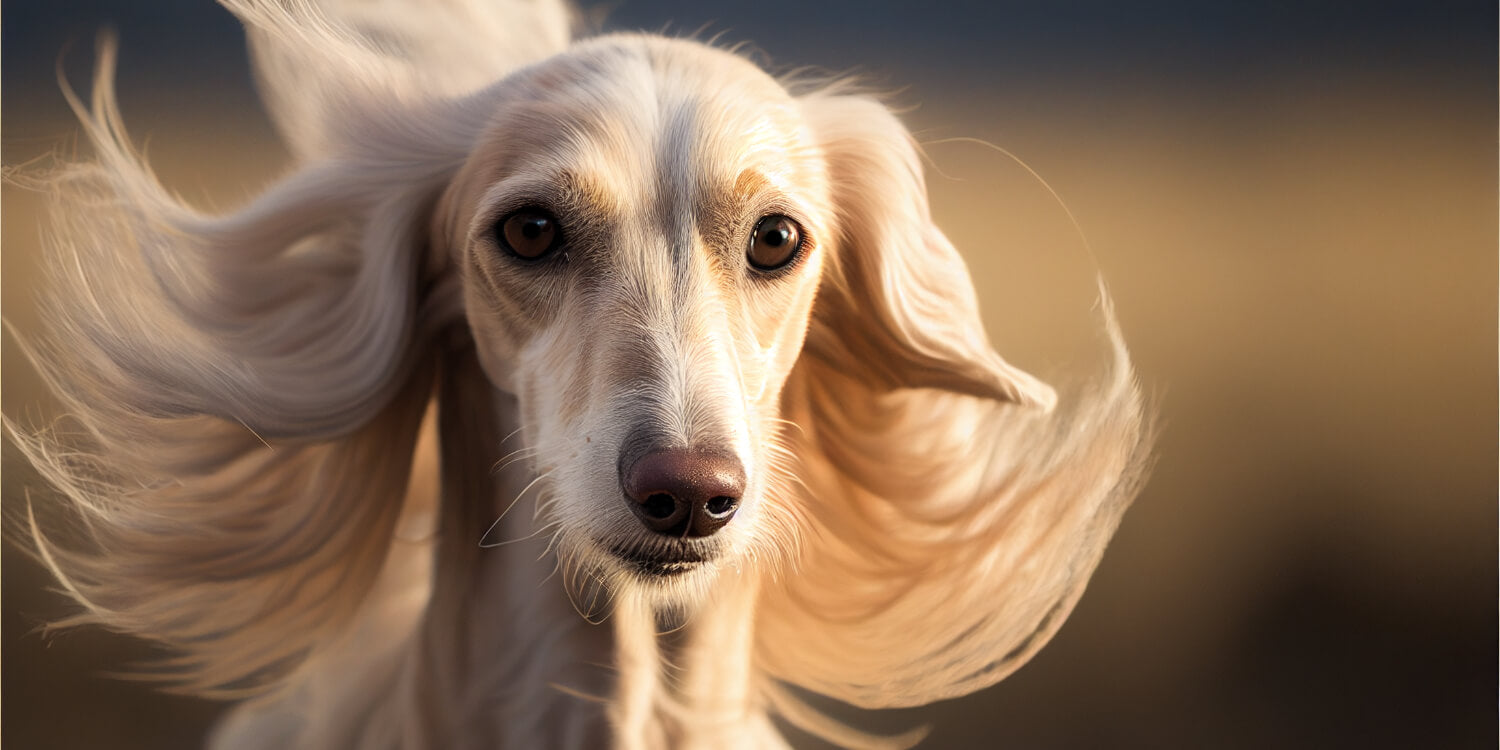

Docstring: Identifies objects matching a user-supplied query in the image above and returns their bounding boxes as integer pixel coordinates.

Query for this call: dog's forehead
[490,37,819,199]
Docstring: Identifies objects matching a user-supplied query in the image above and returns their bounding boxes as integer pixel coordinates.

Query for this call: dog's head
[431,36,1055,606]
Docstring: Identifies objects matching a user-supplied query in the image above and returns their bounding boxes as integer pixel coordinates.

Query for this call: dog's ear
[227,0,570,160]
[7,38,479,697]
[798,94,1056,409]
[754,93,1148,719]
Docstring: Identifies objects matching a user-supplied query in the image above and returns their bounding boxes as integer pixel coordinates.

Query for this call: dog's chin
[594,537,729,607]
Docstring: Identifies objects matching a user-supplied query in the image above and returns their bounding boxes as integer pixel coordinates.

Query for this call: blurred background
[3,1,1494,747]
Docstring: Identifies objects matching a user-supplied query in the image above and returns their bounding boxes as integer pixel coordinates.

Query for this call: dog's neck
[401,390,785,749]
[608,570,778,750]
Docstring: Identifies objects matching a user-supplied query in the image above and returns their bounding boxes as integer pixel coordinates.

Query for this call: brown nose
[621,448,745,538]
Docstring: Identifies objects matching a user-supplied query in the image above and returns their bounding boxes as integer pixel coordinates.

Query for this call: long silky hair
[8,0,1149,739]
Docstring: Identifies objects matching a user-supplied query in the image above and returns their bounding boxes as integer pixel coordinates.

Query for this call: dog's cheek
[516,321,607,457]
[550,331,598,434]
[461,267,552,395]
[744,260,823,407]
[467,313,524,394]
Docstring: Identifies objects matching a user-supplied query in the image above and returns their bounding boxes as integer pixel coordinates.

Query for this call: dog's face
[437,37,831,605]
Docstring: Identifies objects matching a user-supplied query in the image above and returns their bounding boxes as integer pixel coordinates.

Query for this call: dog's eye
[747,215,803,271]
[496,209,561,260]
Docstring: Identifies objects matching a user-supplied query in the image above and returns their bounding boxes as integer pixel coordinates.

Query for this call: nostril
[642,493,677,520]
[705,496,737,518]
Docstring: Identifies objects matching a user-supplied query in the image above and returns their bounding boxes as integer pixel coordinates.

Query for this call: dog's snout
[621,449,745,538]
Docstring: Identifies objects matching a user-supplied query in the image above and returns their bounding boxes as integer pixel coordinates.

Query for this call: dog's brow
[734,169,772,198]
[700,169,779,220]
[560,170,617,214]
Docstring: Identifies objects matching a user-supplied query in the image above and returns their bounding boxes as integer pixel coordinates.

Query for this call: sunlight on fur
[6,1,1150,747]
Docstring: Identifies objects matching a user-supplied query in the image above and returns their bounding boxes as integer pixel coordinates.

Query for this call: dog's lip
[608,543,711,577]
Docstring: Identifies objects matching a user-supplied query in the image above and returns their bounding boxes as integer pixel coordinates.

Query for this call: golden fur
[8,1,1150,747]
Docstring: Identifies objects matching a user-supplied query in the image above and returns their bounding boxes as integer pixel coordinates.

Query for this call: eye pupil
[748,215,803,271]
[498,210,560,260]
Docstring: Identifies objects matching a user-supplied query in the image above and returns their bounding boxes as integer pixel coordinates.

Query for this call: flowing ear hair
[5,34,479,697]
[227,0,572,160]
[756,93,1151,714]
[795,93,1057,409]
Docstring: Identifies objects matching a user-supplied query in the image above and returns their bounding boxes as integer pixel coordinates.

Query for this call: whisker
[497,423,527,448]
[477,469,555,547]
[477,523,550,549]
[488,446,539,476]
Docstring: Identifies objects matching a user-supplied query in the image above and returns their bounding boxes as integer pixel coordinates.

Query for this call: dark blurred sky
[5,0,1495,105]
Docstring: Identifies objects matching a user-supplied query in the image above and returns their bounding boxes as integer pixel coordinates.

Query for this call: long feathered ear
[797,93,1056,409]
[5,35,477,697]
[226,0,572,160]
[755,91,1151,721]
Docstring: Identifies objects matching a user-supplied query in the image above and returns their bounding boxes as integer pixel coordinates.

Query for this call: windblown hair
[10,32,456,696]
[9,1,1150,747]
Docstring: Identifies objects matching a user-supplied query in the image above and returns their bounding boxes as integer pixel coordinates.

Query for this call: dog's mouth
[607,542,713,577]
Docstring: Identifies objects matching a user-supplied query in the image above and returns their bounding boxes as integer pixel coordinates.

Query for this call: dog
[10,1,1149,747]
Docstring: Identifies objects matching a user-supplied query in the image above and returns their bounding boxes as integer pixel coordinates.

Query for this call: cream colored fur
[9,1,1150,747]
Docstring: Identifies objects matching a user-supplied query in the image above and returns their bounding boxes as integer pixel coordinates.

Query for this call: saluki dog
[10,1,1149,747]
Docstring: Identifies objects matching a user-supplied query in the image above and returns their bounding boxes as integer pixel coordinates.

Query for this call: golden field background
[3,2,1493,747]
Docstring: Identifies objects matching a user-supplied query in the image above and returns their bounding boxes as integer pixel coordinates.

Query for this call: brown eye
[747,215,803,271]
[497,209,561,260]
